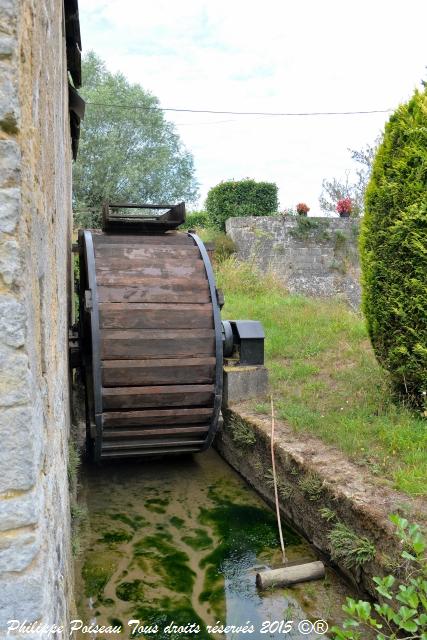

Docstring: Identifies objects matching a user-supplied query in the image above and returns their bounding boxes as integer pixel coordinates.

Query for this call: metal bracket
[216,288,225,309]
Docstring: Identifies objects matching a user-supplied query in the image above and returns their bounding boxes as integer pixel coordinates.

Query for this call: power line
[86,102,392,117]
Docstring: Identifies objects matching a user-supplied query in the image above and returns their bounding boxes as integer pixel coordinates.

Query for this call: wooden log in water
[255,561,325,590]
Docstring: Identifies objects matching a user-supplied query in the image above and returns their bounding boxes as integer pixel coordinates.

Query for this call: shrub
[360,86,427,402]
[212,233,236,263]
[181,209,209,230]
[205,179,278,230]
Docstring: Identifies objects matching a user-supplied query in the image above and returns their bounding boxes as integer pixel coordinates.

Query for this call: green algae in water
[207,479,249,505]
[82,552,120,598]
[196,501,300,619]
[110,513,147,530]
[170,516,185,529]
[199,502,299,565]
[116,579,145,602]
[182,528,212,551]
[134,533,195,595]
[145,497,170,513]
[132,604,213,640]
[101,598,115,607]
[108,618,123,631]
[99,529,133,545]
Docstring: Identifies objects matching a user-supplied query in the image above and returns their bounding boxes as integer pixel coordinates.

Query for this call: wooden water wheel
[76,203,223,462]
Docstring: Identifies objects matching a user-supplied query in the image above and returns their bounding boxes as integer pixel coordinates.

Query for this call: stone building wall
[226,216,361,308]
[0,0,74,635]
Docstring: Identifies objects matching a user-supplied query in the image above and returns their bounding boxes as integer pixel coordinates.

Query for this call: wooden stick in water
[270,394,287,565]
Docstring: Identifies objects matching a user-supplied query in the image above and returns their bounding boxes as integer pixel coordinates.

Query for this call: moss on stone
[0,114,19,135]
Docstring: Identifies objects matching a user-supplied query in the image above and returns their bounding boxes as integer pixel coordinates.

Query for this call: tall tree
[73,52,198,225]
[360,86,427,402]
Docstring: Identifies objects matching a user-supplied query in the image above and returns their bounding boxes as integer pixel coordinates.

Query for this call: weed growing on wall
[328,522,376,569]
[263,469,295,499]
[298,473,324,501]
[319,507,337,523]
[227,415,256,447]
[289,216,331,241]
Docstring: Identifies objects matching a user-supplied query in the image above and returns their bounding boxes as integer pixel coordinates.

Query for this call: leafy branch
[332,515,427,640]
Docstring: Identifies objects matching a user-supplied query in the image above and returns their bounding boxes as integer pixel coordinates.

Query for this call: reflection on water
[76,449,353,639]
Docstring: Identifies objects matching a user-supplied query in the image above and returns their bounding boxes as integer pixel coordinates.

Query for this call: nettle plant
[332,515,427,640]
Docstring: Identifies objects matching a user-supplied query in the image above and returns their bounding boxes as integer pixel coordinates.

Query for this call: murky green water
[76,449,355,639]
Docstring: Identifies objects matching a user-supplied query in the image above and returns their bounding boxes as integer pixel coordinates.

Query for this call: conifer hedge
[205,179,278,230]
[360,87,427,400]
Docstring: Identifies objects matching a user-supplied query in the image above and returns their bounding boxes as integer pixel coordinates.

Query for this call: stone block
[0,529,39,573]
[0,344,30,405]
[0,237,21,285]
[0,139,20,187]
[0,488,40,532]
[223,365,269,406]
[0,61,19,128]
[0,188,20,233]
[0,0,18,27]
[0,296,25,347]
[0,566,44,629]
[0,405,42,492]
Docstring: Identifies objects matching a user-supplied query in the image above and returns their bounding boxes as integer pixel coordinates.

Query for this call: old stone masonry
[0,0,81,637]
[226,216,361,309]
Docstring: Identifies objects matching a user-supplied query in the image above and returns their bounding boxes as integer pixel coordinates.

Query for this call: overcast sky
[80,0,427,213]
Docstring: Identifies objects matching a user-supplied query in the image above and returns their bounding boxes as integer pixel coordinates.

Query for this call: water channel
[75,449,358,639]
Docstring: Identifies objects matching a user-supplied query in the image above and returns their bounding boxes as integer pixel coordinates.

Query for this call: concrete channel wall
[216,408,420,599]
[226,216,361,308]
[0,0,74,634]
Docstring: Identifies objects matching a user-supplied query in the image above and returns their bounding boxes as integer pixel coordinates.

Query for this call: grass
[216,257,427,497]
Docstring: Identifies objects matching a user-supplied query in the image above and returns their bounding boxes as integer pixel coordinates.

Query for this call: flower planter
[339,212,351,218]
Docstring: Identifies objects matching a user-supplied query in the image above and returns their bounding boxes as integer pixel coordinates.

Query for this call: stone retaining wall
[0,0,74,635]
[226,216,361,308]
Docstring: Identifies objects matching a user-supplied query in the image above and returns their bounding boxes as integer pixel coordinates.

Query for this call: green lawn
[216,257,427,498]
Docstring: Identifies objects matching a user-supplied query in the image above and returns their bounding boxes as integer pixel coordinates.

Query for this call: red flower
[336,198,352,214]
[296,202,310,215]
